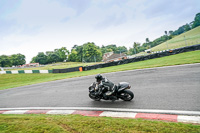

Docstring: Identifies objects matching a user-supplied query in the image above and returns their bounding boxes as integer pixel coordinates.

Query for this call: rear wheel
[120,90,134,101]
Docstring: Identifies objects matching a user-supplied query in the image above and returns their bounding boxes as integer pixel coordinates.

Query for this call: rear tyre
[120,90,134,101]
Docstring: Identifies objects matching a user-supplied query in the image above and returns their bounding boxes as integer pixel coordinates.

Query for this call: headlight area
[89,87,94,92]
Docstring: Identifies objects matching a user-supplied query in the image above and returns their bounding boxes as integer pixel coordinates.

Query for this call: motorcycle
[88,81,134,101]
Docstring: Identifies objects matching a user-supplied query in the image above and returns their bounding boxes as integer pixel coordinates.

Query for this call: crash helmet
[95,74,103,82]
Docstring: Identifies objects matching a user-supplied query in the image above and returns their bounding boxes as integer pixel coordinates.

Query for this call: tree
[177,26,185,34]
[74,45,83,62]
[101,44,128,55]
[54,47,69,62]
[101,45,113,55]
[169,30,173,35]
[31,47,70,64]
[46,52,60,63]
[0,55,11,67]
[146,38,150,43]
[133,42,140,53]
[165,31,168,35]
[105,44,117,53]
[101,45,107,55]
[138,46,146,52]
[72,45,78,49]
[192,13,200,28]
[32,52,48,64]
[116,46,127,54]
[184,23,191,31]
[173,25,185,35]
[82,42,102,62]
[10,53,26,66]
[68,49,79,62]
[128,42,140,55]
[30,57,36,63]
[128,48,134,55]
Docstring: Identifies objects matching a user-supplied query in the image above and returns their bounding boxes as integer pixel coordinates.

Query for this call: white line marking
[46,110,75,114]
[100,111,137,118]
[3,110,28,114]
[178,115,200,124]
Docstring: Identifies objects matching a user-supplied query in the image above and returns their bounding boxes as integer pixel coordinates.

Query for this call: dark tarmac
[0,63,200,111]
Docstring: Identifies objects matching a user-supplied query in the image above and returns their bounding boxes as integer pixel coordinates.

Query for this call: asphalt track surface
[0,63,200,112]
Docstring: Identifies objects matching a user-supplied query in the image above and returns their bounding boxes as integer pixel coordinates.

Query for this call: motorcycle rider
[95,74,117,101]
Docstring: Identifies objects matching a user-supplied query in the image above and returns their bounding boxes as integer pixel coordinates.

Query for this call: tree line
[31,47,69,64]
[31,43,128,64]
[0,54,26,67]
[1,13,199,66]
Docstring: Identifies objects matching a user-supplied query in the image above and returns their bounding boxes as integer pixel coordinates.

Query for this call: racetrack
[0,63,200,111]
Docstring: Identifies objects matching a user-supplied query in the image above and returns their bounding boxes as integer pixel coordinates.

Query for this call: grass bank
[151,26,200,51]
[0,114,199,133]
[0,50,200,90]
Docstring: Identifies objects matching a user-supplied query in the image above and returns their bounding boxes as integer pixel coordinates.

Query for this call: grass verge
[0,114,200,133]
[4,62,102,71]
[0,50,200,90]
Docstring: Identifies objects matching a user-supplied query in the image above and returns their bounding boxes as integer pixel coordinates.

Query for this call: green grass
[5,62,102,71]
[0,50,200,90]
[151,26,200,51]
[0,114,199,133]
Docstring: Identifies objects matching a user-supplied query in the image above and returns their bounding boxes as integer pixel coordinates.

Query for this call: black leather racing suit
[95,77,116,99]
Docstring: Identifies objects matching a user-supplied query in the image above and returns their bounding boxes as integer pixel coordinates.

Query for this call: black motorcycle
[88,82,134,101]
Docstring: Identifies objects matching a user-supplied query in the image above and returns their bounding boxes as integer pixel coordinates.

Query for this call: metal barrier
[52,66,81,73]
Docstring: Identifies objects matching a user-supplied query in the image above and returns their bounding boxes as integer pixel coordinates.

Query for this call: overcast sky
[0,0,200,63]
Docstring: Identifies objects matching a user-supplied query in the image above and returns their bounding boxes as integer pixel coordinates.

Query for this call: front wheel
[89,93,101,101]
[119,90,134,101]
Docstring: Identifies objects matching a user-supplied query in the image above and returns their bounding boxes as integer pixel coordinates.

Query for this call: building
[21,63,40,67]
[103,51,114,61]
[103,52,127,62]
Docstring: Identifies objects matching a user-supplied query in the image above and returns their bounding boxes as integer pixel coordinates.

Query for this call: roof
[103,53,127,62]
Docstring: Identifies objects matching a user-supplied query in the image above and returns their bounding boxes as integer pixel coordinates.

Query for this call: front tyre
[120,90,134,101]
[89,93,101,101]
